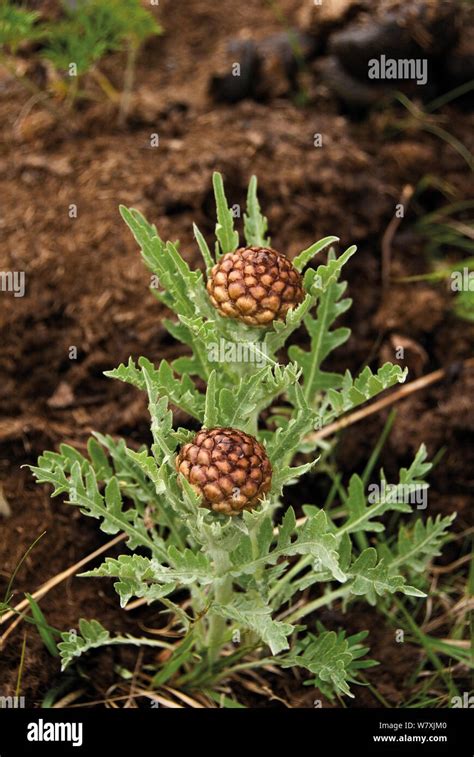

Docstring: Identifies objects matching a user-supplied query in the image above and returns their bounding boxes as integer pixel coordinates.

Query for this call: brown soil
[0,0,473,708]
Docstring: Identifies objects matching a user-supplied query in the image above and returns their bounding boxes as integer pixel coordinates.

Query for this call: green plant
[396,197,474,323]
[31,172,455,701]
[390,92,474,172]
[0,1,57,111]
[40,0,161,109]
[0,1,40,52]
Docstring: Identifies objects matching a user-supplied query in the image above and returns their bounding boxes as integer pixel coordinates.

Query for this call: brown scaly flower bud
[207,246,305,326]
[176,427,272,515]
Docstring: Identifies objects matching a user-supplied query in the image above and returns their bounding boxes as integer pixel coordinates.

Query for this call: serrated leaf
[30,454,163,557]
[321,364,407,423]
[212,596,293,654]
[140,364,177,461]
[218,363,301,431]
[339,462,423,537]
[263,292,314,355]
[82,550,213,607]
[266,386,319,490]
[276,506,297,550]
[58,618,170,672]
[348,548,425,605]
[279,630,355,697]
[389,514,456,573]
[106,356,205,422]
[125,448,167,496]
[230,508,346,583]
[293,236,340,272]
[213,172,239,256]
[289,251,353,404]
[399,443,432,486]
[58,619,110,670]
[120,205,206,318]
[87,437,113,480]
[243,175,269,247]
[91,432,168,514]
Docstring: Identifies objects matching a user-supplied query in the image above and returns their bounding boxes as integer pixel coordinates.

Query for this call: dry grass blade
[381,184,414,290]
[0,533,127,644]
[135,689,183,708]
[52,689,86,708]
[163,686,206,708]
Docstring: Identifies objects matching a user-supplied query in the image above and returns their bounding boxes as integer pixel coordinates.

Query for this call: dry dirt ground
[0,0,472,707]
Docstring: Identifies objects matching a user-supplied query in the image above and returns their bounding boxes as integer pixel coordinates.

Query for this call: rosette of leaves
[31,172,454,702]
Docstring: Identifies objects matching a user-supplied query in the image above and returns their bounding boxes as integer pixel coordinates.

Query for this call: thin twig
[382,184,414,290]
[118,40,138,127]
[124,648,144,708]
[0,53,64,121]
[163,686,206,708]
[0,533,126,644]
[52,689,86,708]
[307,361,473,445]
[269,361,474,534]
[13,91,52,139]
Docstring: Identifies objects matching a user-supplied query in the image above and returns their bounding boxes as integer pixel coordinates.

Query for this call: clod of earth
[207,246,304,326]
[176,427,273,515]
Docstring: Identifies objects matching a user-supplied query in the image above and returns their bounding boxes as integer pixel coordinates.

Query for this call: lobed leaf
[30,453,165,557]
[230,508,346,584]
[320,364,408,424]
[212,171,239,257]
[289,254,353,404]
[243,175,270,247]
[385,514,456,574]
[212,595,294,655]
[348,548,425,605]
[338,447,432,536]
[83,550,213,606]
[58,618,170,672]
[279,630,356,698]
[120,206,206,318]
[293,236,340,273]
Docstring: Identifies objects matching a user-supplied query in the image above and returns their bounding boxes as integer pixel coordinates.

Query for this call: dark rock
[256,31,317,99]
[209,39,260,103]
[444,25,474,89]
[329,1,459,82]
[319,56,387,110]
[298,0,364,44]
[330,15,422,79]
[210,31,317,104]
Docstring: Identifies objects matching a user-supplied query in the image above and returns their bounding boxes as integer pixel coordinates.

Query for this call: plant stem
[207,578,232,665]
[15,630,27,698]
[268,554,311,602]
[393,597,459,699]
[282,584,351,624]
[206,549,233,667]
[66,75,79,110]
[118,39,138,127]
[91,68,120,102]
[213,656,275,682]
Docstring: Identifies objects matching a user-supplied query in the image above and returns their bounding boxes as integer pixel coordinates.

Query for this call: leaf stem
[282,584,351,624]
